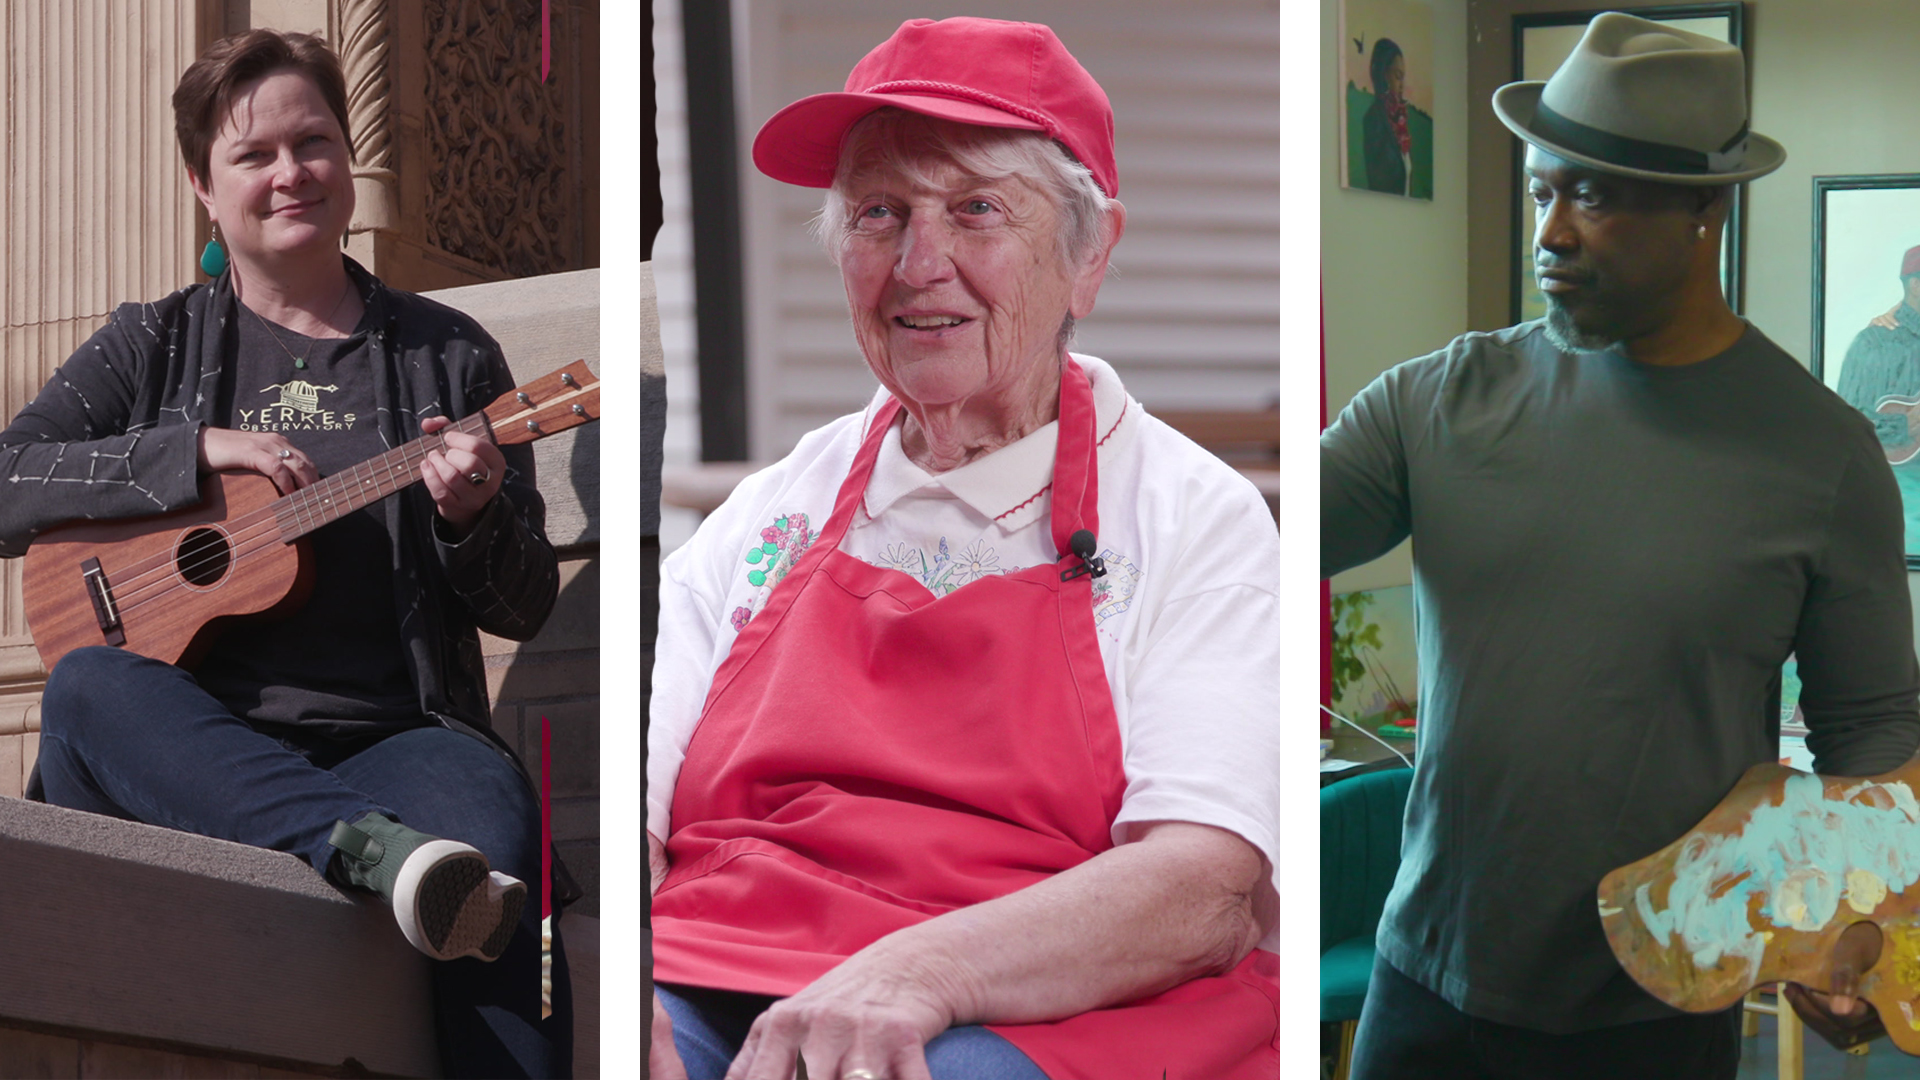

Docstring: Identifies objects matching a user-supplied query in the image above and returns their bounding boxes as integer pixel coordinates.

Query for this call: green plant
[1329,590,1382,705]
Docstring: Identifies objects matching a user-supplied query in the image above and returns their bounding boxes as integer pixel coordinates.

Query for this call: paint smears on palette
[1599,761,1920,1054]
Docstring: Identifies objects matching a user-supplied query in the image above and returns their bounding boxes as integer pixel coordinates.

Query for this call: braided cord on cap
[860,79,1061,135]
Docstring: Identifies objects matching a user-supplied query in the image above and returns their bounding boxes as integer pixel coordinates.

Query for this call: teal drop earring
[200,223,227,277]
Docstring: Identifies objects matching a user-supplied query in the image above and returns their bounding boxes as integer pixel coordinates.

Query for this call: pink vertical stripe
[541,0,551,83]
[542,714,552,919]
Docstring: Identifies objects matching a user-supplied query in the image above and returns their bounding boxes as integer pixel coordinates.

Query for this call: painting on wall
[1329,584,1418,739]
[1811,174,1920,567]
[1338,0,1434,200]
[1510,3,1746,324]
[1778,656,1813,772]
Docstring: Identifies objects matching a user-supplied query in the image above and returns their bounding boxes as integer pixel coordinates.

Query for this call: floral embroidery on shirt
[725,514,1144,634]
[877,542,923,575]
[729,511,815,630]
[951,539,1001,584]
[1091,549,1143,637]
[869,536,1011,595]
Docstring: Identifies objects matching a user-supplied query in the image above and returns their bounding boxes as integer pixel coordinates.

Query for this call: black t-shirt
[193,307,422,742]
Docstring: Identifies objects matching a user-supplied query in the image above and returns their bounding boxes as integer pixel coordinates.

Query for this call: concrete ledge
[0,798,436,1077]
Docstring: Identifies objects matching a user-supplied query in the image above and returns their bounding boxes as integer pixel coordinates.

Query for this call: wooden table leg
[1778,993,1804,1080]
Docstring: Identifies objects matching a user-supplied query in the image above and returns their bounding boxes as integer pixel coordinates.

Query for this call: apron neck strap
[822,357,1102,560]
[1049,356,1101,560]
[821,397,904,551]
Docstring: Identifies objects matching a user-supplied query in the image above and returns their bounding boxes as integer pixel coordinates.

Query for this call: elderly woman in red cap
[647,17,1278,1080]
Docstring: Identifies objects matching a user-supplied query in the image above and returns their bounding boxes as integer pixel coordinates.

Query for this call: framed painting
[1810,173,1920,567]
[1339,0,1435,200]
[1510,4,1746,324]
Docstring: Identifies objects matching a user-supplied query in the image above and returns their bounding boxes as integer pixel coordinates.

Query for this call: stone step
[0,796,436,1077]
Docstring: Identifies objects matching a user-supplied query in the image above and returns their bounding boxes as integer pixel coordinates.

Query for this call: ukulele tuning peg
[526,419,541,433]
[560,372,578,388]
[517,391,532,405]
[572,404,585,416]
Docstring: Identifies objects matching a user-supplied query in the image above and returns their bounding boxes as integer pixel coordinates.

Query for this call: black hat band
[1532,100,1747,176]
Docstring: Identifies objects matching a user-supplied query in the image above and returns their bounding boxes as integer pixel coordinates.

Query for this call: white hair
[811,108,1114,269]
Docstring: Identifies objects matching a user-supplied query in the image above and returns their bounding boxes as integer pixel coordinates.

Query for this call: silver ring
[841,1071,881,1080]
[277,449,293,460]
[468,469,490,487]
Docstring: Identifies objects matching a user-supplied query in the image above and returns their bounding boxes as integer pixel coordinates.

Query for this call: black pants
[1350,955,1742,1080]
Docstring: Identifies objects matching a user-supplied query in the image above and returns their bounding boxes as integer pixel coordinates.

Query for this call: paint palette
[1598,760,1920,1054]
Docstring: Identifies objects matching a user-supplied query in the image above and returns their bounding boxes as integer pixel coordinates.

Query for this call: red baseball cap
[1904,245,1920,278]
[751,17,1118,198]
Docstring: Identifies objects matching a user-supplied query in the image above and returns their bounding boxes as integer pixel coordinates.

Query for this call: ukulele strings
[111,440,432,613]
[109,416,487,611]
[108,432,459,616]
[99,370,592,611]
[103,416,493,618]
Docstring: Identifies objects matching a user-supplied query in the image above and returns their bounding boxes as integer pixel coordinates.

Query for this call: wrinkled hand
[1783,920,1887,1050]
[726,952,951,1080]
[198,426,318,494]
[419,416,506,537]
[1870,303,1904,331]
[651,991,690,1080]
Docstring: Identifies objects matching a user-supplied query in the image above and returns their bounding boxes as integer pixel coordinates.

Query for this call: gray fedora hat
[1493,12,1784,185]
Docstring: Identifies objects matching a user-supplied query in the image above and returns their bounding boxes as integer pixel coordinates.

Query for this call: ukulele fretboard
[272,412,493,541]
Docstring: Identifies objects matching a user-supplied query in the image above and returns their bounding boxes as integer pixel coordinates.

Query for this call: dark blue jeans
[656,982,1051,1080]
[36,646,569,1079]
[1350,954,1741,1080]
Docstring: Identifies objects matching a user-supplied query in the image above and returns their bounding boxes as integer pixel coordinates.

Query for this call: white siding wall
[736,0,1281,459]
[650,0,704,550]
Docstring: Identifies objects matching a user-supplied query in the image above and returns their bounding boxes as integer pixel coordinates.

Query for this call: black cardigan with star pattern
[0,259,558,745]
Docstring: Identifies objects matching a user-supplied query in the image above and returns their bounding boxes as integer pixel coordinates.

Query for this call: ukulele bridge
[81,557,126,647]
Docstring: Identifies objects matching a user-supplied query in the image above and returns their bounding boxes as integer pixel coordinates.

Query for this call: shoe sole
[392,840,527,962]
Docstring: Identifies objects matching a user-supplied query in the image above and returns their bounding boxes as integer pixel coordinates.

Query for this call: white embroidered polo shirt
[649,355,1279,948]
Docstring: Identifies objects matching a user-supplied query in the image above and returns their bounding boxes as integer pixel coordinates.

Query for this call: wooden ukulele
[21,359,598,673]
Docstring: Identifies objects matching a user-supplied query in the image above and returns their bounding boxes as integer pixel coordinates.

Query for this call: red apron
[654,364,1279,1079]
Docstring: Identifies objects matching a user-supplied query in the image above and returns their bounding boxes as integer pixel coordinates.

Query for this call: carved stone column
[337,0,397,234]
[0,1,213,791]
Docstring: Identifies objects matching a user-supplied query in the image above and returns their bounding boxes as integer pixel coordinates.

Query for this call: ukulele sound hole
[176,527,232,587]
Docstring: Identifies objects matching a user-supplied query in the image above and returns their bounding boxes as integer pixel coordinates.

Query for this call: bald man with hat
[1323,13,1920,1078]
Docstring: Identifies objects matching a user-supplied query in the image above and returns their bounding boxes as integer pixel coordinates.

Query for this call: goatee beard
[1542,298,1621,353]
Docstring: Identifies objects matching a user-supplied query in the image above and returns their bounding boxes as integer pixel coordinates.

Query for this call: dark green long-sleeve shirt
[1323,320,1920,1032]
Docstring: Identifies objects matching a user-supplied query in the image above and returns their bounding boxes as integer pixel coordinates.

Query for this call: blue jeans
[36,646,569,1079]
[656,982,1050,1080]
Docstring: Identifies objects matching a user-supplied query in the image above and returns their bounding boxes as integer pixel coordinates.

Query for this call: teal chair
[1320,766,1414,1080]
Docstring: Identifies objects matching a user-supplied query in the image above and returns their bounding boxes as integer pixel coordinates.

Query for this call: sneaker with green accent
[328,813,526,963]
